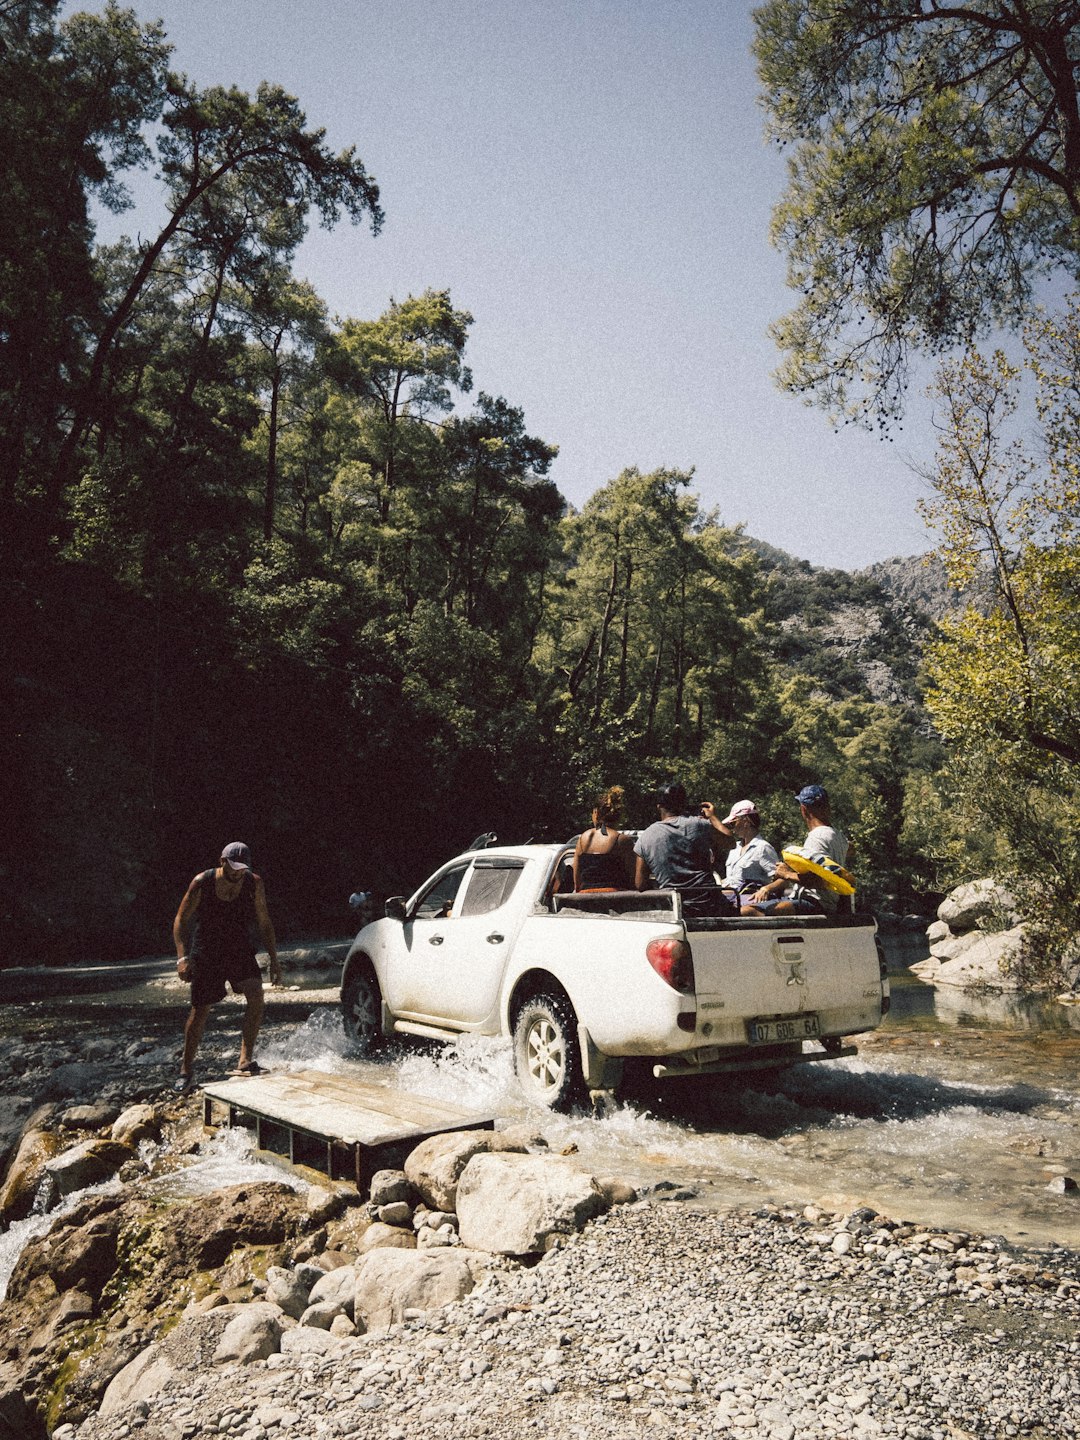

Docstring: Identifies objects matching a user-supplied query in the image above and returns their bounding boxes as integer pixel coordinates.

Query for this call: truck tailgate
[688,916,882,1042]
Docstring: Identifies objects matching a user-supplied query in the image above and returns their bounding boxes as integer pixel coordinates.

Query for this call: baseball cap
[720,799,758,825]
[795,785,829,807]
[220,841,252,872]
[656,781,688,812]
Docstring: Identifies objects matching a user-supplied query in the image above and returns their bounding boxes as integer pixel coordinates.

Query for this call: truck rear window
[459,862,523,916]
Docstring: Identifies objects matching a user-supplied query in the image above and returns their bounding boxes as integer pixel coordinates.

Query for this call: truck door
[432,856,527,1027]
[387,857,526,1027]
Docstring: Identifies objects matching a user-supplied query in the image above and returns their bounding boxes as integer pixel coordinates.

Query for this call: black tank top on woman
[576,846,626,890]
[189,870,257,965]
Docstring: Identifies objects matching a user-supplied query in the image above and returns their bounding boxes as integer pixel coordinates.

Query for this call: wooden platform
[202,1069,494,1193]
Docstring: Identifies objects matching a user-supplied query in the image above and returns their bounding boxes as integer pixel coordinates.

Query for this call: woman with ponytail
[572,786,636,892]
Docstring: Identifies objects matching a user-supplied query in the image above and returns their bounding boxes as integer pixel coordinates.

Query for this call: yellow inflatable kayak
[781,847,856,896]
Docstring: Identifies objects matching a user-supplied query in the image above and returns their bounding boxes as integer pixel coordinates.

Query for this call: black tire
[512,991,585,1112]
[341,962,383,1054]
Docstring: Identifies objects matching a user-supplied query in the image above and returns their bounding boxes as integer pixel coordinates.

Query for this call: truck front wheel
[512,992,585,1112]
[341,964,382,1055]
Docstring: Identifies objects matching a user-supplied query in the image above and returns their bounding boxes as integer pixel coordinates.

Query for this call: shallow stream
[2,945,1079,1259]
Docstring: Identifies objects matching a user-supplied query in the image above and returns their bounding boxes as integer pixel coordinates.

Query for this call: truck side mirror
[384,896,407,922]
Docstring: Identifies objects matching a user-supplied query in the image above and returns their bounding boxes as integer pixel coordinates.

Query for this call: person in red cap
[172,842,281,1091]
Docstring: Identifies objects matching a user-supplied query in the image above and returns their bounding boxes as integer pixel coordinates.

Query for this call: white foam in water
[394,1034,522,1116]
[140,1125,309,1200]
[258,1009,355,1073]
[0,1176,123,1302]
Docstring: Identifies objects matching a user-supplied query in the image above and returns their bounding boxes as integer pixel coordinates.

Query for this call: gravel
[68,1197,1080,1440]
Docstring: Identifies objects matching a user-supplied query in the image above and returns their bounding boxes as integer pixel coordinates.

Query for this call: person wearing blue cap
[742,785,850,915]
[171,842,281,1091]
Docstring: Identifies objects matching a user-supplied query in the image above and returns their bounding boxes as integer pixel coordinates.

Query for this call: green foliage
[0,1,960,964]
[921,302,1080,986]
[754,1,1080,425]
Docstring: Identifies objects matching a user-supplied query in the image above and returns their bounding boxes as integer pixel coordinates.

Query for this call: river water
[2,946,1079,1259]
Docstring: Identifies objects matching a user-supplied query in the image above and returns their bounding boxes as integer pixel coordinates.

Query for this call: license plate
[748,1014,820,1044]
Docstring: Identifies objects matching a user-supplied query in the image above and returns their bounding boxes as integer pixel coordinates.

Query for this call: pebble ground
[68,1196,1079,1440]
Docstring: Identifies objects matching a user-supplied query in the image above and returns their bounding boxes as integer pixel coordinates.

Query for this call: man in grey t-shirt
[634,782,731,917]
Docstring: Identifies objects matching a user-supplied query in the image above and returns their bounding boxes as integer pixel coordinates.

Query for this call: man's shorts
[748,895,825,916]
[188,952,262,1008]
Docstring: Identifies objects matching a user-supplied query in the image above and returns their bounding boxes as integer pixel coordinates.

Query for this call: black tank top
[576,847,626,890]
[189,870,256,964]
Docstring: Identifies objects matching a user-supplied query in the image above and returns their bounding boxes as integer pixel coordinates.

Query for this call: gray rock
[357,1221,416,1253]
[44,1137,135,1200]
[405,1129,525,1211]
[299,1300,344,1329]
[935,927,1025,989]
[0,1128,62,1225]
[99,1343,179,1416]
[279,1326,348,1355]
[307,1264,357,1317]
[377,1201,412,1227]
[455,1153,608,1255]
[264,1264,314,1319]
[1045,1175,1078,1194]
[212,1302,286,1364]
[110,1104,160,1147]
[60,1102,120,1131]
[938,878,1016,932]
[368,1169,411,1206]
[353,1248,482,1330]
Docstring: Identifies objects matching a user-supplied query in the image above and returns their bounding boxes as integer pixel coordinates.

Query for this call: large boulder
[455,1153,608,1255]
[404,1129,525,1211]
[352,1248,480,1330]
[368,1169,411,1206]
[280,1326,348,1356]
[44,1138,135,1200]
[913,926,1025,990]
[212,1302,286,1364]
[307,1264,357,1317]
[169,1181,301,1269]
[0,1362,43,1440]
[98,1344,179,1418]
[110,1104,161,1147]
[0,1128,62,1225]
[937,879,1016,932]
[264,1264,314,1319]
[357,1221,416,1254]
[5,1194,123,1303]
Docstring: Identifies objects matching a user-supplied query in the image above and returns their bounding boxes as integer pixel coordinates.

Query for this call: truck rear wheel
[513,991,585,1112]
[341,963,382,1055]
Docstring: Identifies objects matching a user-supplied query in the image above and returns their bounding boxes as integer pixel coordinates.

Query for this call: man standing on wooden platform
[172,841,281,1093]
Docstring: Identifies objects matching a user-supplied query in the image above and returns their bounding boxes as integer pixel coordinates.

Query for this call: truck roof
[458,842,565,863]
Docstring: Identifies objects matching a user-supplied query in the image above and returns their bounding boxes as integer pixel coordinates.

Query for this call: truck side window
[414,864,469,919]
[458,862,524,917]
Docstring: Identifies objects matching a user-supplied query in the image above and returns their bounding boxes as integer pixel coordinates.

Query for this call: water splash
[140,1125,309,1200]
[0,1176,123,1302]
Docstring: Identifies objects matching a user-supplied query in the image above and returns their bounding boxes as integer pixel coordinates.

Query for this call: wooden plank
[201,1068,494,1149]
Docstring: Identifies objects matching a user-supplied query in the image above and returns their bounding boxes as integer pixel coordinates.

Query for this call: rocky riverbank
[66,1195,1080,1440]
[1,955,1079,1439]
[2,1077,1078,1440]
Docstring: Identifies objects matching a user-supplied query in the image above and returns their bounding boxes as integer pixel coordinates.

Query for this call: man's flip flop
[172,1072,196,1093]
[232,1060,263,1076]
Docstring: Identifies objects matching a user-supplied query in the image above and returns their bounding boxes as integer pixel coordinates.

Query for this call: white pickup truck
[340,840,889,1109]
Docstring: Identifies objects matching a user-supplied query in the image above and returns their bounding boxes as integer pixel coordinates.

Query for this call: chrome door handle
[487,933,504,944]
[428,935,444,945]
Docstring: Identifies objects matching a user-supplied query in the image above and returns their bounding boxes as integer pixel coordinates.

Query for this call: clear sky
[87,0,938,569]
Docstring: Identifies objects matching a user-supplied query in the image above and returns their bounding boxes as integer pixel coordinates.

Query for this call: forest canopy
[4,0,1057,977]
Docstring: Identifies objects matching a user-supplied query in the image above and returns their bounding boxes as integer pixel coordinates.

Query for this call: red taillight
[646,937,695,993]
